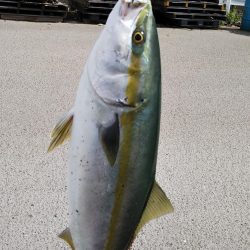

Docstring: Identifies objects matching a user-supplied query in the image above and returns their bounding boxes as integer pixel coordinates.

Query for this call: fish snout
[119,0,148,17]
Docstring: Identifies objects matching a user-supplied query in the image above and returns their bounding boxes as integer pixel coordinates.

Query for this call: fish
[48,0,173,249]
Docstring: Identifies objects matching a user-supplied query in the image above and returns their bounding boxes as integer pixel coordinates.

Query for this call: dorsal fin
[135,181,174,236]
[99,114,120,166]
[58,227,75,250]
[48,110,73,152]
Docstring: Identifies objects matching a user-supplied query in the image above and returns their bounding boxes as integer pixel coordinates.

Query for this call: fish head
[88,0,161,110]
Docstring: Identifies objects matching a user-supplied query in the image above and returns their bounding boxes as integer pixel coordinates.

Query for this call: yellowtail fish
[48,0,173,249]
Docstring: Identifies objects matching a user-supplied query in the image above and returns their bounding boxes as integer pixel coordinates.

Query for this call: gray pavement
[0,20,250,250]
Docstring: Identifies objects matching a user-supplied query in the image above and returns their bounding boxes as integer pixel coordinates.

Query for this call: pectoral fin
[135,181,174,235]
[48,110,74,152]
[58,227,75,250]
[99,114,120,166]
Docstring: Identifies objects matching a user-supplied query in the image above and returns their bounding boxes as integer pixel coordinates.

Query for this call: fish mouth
[119,0,149,18]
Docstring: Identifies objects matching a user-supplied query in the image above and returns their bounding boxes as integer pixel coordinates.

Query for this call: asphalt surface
[0,20,250,250]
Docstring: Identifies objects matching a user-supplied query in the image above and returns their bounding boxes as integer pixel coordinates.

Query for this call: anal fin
[58,227,75,250]
[48,110,74,152]
[135,181,174,236]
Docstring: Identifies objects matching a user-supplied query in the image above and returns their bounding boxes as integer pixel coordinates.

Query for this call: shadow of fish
[48,0,173,249]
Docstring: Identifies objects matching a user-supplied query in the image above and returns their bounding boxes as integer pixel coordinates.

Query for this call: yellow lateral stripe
[104,4,153,247]
[126,54,141,106]
[105,111,135,249]
[105,43,142,250]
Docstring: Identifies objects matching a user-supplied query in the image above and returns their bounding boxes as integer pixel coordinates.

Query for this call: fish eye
[132,31,145,45]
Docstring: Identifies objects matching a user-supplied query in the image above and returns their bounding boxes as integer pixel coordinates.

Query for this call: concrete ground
[0,20,249,250]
